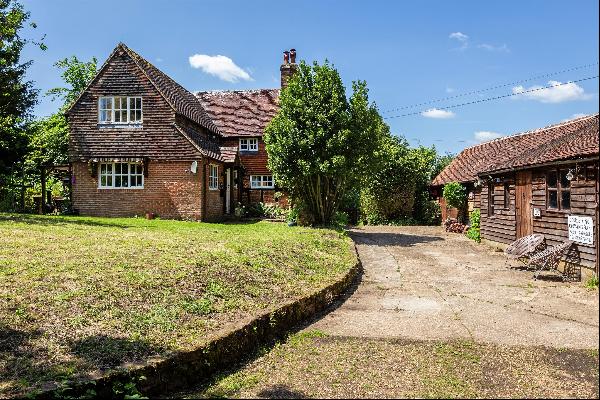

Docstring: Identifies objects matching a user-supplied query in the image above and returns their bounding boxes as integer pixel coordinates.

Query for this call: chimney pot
[280,49,298,89]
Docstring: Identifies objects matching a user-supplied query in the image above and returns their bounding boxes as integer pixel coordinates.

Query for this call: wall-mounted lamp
[566,169,574,181]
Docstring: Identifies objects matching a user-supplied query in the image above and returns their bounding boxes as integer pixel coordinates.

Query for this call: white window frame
[98,96,143,124]
[250,175,274,189]
[98,162,144,189]
[209,164,219,190]
[239,137,258,152]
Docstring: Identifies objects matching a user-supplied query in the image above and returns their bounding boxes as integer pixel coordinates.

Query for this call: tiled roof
[174,123,236,163]
[195,89,280,137]
[432,114,599,186]
[121,44,221,135]
[219,146,238,163]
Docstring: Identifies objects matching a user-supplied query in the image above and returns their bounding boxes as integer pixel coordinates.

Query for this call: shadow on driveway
[349,229,444,247]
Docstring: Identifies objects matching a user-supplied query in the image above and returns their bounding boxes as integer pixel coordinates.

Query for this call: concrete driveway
[311,225,599,349]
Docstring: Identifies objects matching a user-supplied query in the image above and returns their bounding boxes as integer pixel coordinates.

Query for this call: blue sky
[20,0,599,154]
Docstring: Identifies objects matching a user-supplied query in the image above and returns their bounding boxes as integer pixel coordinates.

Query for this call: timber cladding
[479,161,599,269]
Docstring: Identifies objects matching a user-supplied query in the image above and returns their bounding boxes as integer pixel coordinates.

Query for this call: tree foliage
[442,181,466,210]
[264,60,389,225]
[360,136,417,224]
[0,0,44,176]
[46,55,97,110]
[360,140,453,225]
[26,56,97,168]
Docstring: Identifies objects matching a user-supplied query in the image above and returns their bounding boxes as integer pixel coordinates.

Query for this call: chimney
[280,48,298,89]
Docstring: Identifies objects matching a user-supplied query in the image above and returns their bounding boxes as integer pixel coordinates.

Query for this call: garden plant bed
[0,214,357,398]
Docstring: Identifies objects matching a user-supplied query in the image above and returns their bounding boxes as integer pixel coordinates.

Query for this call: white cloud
[512,80,591,103]
[155,57,163,63]
[446,87,455,93]
[474,131,503,142]
[449,32,469,50]
[189,54,252,83]
[477,43,510,53]
[449,32,469,42]
[421,108,456,119]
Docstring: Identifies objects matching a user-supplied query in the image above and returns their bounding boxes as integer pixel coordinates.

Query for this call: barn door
[515,171,533,238]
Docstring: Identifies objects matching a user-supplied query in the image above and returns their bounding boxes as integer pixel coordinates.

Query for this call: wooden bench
[504,234,546,262]
[527,240,574,280]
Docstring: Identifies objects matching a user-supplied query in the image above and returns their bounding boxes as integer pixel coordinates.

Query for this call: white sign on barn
[567,215,594,245]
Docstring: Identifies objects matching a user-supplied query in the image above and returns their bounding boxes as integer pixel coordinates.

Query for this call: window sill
[98,187,144,190]
[545,208,572,214]
[239,151,259,154]
[98,123,143,129]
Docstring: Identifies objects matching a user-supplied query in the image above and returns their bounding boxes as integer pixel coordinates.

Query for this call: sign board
[568,215,594,245]
[533,208,541,217]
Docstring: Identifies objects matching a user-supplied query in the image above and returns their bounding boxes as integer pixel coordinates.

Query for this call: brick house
[432,114,599,276]
[67,43,295,220]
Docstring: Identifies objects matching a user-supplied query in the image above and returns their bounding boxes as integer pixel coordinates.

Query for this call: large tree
[0,0,44,176]
[264,60,389,225]
[27,56,97,167]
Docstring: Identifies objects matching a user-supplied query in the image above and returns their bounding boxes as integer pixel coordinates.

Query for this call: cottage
[432,114,599,276]
[67,43,294,220]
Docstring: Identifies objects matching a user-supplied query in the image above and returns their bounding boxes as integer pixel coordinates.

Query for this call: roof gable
[67,43,220,135]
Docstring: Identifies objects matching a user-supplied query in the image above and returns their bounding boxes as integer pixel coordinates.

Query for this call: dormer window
[239,138,258,152]
[98,96,142,124]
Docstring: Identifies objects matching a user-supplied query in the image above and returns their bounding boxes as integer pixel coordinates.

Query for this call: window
[209,165,219,190]
[98,162,143,189]
[250,175,273,189]
[99,97,113,122]
[503,183,510,209]
[98,96,143,124]
[487,183,494,215]
[239,138,258,152]
[547,168,570,210]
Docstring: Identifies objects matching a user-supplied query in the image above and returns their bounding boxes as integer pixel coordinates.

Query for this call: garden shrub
[419,199,441,226]
[466,208,481,243]
[245,202,286,219]
[442,181,466,210]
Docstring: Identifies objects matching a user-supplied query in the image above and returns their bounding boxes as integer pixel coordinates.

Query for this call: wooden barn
[432,114,599,277]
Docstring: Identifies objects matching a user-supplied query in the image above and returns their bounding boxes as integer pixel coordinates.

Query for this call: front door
[225,168,231,214]
[515,170,533,238]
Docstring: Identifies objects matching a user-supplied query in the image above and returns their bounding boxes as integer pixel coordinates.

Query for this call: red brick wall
[72,160,223,220]
[223,137,288,206]
[201,161,225,220]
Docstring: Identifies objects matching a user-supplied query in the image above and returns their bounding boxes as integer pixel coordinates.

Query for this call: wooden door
[515,171,533,238]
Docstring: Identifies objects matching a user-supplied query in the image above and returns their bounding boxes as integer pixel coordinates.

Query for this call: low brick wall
[35,244,361,399]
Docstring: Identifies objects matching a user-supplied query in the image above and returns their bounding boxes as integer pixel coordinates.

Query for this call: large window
[98,96,143,124]
[239,138,258,152]
[250,175,273,189]
[547,169,571,210]
[99,162,143,189]
[209,165,219,190]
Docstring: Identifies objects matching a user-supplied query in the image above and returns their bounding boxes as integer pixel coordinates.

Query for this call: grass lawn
[183,331,600,399]
[0,214,356,398]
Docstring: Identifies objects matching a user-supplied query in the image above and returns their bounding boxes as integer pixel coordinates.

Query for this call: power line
[383,75,599,120]
[381,62,599,114]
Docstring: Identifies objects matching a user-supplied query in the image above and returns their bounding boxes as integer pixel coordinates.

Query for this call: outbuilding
[432,114,599,277]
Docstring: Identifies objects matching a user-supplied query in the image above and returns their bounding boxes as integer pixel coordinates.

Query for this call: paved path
[310,225,599,349]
